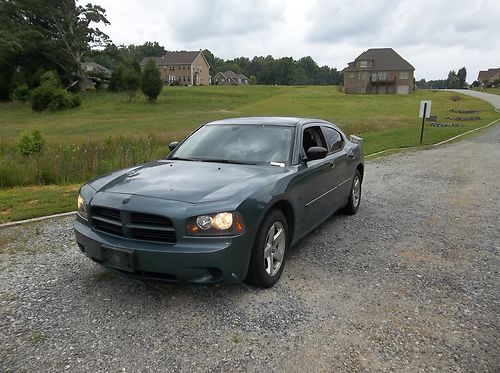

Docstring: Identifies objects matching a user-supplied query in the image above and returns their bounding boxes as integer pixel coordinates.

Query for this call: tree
[0,0,110,93]
[249,75,257,85]
[447,70,458,88]
[457,67,467,88]
[448,75,460,89]
[109,65,125,91]
[122,68,140,102]
[470,80,480,88]
[141,59,162,102]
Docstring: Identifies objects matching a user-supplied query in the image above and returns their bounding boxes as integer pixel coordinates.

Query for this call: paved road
[1,125,499,372]
[450,89,500,110]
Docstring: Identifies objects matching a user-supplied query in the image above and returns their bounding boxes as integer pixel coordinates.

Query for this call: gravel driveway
[1,125,499,372]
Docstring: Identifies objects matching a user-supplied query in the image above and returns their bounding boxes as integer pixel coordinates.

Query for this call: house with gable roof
[140,50,210,86]
[213,70,249,85]
[343,48,415,94]
[477,68,500,86]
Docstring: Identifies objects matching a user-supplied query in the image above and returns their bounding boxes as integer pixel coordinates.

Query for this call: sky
[91,0,500,82]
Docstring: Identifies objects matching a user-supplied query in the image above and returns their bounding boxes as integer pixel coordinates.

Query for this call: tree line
[416,67,468,89]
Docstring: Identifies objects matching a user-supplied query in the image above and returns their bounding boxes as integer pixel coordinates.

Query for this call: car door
[287,124,337,236]
[321,125,353,210]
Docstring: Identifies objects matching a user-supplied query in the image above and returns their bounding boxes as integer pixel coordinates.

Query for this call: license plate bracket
[101,245,136,272]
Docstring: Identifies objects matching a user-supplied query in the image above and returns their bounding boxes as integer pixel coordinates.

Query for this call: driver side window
[302,126,326,154]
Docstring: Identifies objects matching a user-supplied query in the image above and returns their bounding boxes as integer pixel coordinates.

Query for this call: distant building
[82,61,112,77]
[343,48,415,94]
[140,51,210,86]
[81,62,112,89]
[477,68,500,85]
[213,70,249,85]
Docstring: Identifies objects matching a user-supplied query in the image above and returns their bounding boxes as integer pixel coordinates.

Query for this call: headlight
[77,193,88,219]
[187,212,245,236]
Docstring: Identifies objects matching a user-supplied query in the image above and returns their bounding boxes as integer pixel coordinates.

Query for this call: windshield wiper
[199,159,258,165]
[169,156,197,161]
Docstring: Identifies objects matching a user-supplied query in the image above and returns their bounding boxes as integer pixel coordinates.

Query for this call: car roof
[206,116,335,127]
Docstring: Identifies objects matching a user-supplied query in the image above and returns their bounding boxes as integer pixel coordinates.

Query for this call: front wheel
[245,210,288,288]
[343,170,362,215]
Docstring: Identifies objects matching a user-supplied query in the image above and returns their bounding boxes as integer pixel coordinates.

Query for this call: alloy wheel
[263,222,286,276]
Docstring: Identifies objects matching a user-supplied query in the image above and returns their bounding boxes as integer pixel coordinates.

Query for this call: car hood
[89,160,288,204]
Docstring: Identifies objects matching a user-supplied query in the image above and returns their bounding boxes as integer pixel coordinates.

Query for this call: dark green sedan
[74,117,364,287]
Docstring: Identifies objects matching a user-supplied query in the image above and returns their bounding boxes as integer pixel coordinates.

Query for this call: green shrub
[31,85,57,111]
[71,94,82,107]
[39,71,60,89]
[48,89,73,111]
[12,84,31,102]
[141,59,163,101]
[16,128,45,157]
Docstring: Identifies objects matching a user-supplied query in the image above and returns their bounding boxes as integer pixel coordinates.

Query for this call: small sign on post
[419,100,432,144]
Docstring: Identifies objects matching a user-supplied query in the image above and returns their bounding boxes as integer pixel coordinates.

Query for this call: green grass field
[1,85,498,223]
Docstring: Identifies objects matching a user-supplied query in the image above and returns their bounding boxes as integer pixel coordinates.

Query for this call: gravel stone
[1,125,499,372]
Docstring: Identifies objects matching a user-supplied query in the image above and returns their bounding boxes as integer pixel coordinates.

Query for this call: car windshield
[171,124,294,164]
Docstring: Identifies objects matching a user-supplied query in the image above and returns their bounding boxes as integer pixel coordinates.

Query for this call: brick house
[213,70,249,85]
[343,48,415,94]
[477,68,500,85]
[140,51,210,86]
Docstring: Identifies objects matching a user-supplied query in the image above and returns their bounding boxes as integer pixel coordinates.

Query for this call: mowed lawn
[1,86,499,223]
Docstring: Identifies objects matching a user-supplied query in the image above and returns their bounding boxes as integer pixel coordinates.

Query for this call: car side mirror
[305,146,328,161]
[168,141,179,151]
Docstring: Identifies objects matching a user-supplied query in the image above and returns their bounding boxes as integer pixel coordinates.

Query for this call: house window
[359,60,368,68]
[399,71,409,80]
[373,72,388,81]
[358,72,367,80]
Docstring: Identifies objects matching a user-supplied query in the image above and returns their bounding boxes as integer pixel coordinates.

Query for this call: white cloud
[90,0,500,81]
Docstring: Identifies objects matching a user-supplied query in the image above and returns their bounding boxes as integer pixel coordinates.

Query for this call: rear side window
[322,127,344,153]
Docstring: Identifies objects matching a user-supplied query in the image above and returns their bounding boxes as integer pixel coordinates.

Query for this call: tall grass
[0,135,170,187]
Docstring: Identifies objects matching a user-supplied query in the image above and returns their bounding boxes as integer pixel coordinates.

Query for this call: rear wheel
[343,170,362,215]
[245,210,288,288]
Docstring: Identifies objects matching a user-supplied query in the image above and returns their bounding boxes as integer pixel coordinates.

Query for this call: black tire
[245,209,289,288]
[343,170,362,215]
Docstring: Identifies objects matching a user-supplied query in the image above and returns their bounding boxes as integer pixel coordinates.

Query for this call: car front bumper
[74,219,253,284]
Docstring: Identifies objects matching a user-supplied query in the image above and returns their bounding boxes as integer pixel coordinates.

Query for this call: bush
[48,89,73,111]
[141,59,163,101]
[71,94,82,107]
[12,84,31,102]
[39,71,60,89]
[109,65,125,91]
[16,128,45,157]
[122,68,140,102]
[31,85,57,111]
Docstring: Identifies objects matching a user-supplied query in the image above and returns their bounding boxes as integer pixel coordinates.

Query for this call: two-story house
[140,51,210,86]
[343,48,415,94]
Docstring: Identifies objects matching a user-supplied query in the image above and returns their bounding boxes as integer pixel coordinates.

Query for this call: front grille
[93,206,121,221]
[129,227,176,242]
[130,212,173,227]
[91,206,124,237]
[93,219,125,236]
[90,206,176,243]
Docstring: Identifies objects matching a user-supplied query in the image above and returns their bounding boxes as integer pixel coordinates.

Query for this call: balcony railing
[370,76,396,85]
